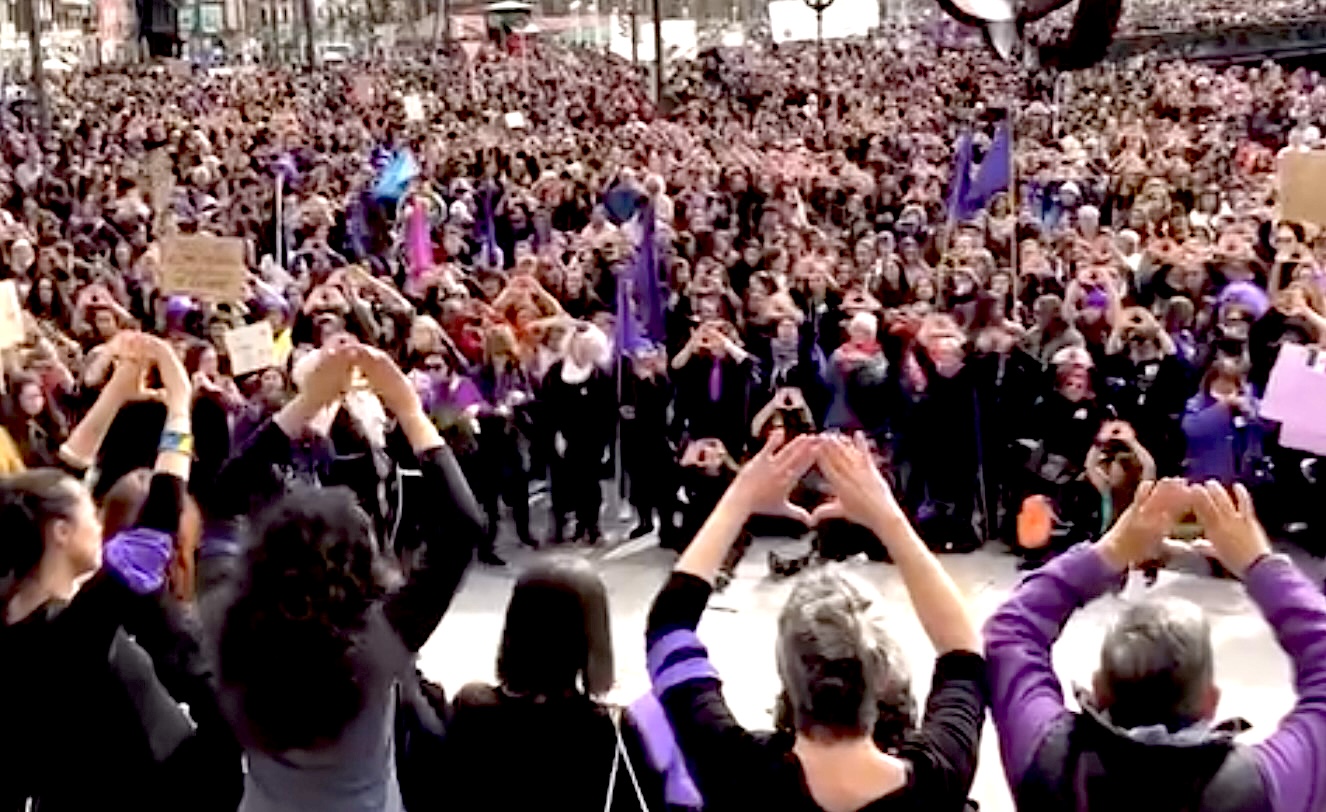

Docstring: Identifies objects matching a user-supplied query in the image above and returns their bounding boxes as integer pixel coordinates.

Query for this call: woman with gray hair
[645,430,987,811]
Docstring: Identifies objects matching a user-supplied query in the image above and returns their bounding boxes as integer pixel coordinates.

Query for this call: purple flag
[947,132,976,223]
[616,276,649,357]
[966,121,1012,215]
[634,202,666,343]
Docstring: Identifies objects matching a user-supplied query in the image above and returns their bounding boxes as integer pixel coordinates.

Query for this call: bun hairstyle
[0,470,80,599]
[775,569,915,744]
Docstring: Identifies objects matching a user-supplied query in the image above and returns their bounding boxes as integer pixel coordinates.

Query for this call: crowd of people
[1112,0,1326,32]
[0,10,1324,810]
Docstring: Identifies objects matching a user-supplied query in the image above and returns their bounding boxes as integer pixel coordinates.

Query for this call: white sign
[0,280,23,349]
[223,321,276,376]
[403,93,425,122]
[504,111,527,129]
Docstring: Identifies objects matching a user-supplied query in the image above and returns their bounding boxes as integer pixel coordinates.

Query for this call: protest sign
[403,93,425,122]
[1278,150,1326,228]
[0,280,23,349]
[1261,343,1326,424]
[161,235,247,301]
[504,111,527,129]
[224,321,277,376]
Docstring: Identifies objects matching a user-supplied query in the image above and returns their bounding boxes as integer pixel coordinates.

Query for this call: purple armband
[104,528,175,595]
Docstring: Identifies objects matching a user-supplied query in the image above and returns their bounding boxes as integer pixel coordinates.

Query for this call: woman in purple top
[1181,358,1269,486]
[985,477,1326,812]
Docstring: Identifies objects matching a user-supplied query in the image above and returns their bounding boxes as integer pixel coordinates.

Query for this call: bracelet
[158,430,195,457]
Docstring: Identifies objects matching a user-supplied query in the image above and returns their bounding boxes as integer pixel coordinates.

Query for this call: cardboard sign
[1278,150,1326,228]
[0,280,23,349]
[1261,343,1326,426]
[161,235,247,301]
[504,111,527,129]
[403,93,425,122]
[223,321,276,376]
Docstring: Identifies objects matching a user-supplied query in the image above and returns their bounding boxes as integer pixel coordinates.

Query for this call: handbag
[604,706,651,812]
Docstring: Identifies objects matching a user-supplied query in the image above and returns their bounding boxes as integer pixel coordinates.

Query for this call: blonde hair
[0,427,26,475]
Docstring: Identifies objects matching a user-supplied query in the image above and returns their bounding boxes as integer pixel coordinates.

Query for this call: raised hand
[103,333,151,404]
[356,346,441,452]
[355,346,424,419]
[810,432,907,539]
[1097,478,1190,571]
[726,429,820,524]
[134,333,192,417]
[296,343,359,410]
[1191,481,1272,578]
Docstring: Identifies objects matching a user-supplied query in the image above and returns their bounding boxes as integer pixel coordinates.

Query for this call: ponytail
[0,469,79,587]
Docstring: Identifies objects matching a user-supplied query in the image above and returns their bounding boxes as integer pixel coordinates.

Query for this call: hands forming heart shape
[731,430,1273,578]
[725,429,909,539]
[1101,477,1272,578]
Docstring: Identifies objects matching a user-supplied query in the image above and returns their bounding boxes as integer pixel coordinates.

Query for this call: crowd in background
[0,30,1320,567]
[0,13,1325,811]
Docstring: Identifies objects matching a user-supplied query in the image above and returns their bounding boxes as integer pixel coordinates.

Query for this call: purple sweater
[985,544,1326,812]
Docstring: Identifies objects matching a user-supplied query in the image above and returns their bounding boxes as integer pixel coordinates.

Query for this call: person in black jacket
[445,557,670,811]
[621,344,678,542]
[0,331,237,812]
[541,325,615,545]
[646,430,988,812]
[210,343,483,812]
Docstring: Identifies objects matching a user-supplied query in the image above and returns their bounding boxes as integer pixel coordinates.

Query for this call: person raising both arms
[645,429,988,812]
[986,478,1326,812]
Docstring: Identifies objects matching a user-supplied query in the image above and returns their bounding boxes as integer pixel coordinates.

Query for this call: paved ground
[418,503,1315,812]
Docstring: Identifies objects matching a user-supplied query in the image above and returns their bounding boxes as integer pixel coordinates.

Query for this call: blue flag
[372,150,418,203]
[966,121,1012,215]
[946,132,975,223]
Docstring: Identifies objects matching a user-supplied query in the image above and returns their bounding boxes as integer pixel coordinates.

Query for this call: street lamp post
[803,0,833,115]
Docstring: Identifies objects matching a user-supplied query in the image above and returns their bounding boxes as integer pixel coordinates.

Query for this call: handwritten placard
[223,321,276,376]
[0,280,23,349]
[504,111,527,129]
[1278,150,1326,228]
[161,235,247,301]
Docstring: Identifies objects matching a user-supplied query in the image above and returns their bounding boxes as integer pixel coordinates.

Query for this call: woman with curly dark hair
[213,342,483,812]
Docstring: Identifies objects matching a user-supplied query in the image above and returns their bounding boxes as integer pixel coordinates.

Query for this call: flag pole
[1008,97,1020,305]
[275,173,284,269]
[613,283,628,527]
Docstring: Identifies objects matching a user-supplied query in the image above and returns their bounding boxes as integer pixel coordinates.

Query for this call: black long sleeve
[211,417,298,520]
[647,571,712,639]
[645,573,989,812]
[381,443,483,652]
